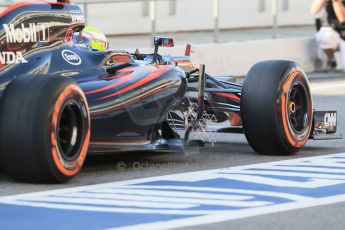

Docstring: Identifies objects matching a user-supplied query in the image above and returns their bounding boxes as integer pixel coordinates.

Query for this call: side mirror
[152,37,175,63]
[154,37,174,47]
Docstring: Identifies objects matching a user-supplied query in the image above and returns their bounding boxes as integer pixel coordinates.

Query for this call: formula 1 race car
[0,1,342,183]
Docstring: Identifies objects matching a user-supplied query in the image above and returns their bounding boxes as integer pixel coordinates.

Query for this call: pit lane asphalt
[0,71,344,230]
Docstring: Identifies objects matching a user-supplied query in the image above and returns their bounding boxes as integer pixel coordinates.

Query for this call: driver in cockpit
[74,26,109,51]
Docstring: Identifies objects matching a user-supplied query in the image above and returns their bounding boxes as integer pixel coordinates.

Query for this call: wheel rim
[287,82,309,133]
[57,100,84,161]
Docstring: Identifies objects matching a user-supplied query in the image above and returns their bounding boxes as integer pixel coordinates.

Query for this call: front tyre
[241,60,313,155]
[0,76,90,183]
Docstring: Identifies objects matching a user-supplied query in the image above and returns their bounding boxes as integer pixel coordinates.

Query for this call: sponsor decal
[324,112,337,127]
[0,52,28,64]
[3,23,49,43]
[70,10,85,23]
[61,50,81,66]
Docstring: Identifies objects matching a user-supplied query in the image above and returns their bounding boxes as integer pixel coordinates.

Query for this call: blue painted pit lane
[2,153,345,230]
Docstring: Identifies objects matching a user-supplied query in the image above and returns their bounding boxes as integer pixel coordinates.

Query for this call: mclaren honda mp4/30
[0,0,342,183]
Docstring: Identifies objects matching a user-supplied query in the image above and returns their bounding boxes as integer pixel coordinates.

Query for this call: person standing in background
[311,0,345,71]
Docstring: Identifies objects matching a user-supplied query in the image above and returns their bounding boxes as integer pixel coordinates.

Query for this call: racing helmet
[75,26,109,51]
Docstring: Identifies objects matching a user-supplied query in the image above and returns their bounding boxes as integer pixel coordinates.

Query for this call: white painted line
[224,169,345,180]
[259,165,345,173]
[0,199,216,215]
[105,185,315,202]
[57,192,262,207]
[23,196,197,209]
[218,174,341,188]
[87,188,251,200]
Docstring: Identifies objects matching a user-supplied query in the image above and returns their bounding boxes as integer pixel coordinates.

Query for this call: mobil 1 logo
[3,23,49,43]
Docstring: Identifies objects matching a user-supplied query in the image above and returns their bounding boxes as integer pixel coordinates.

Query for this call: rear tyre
[0,76,90,183]
[241,60,313,155]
